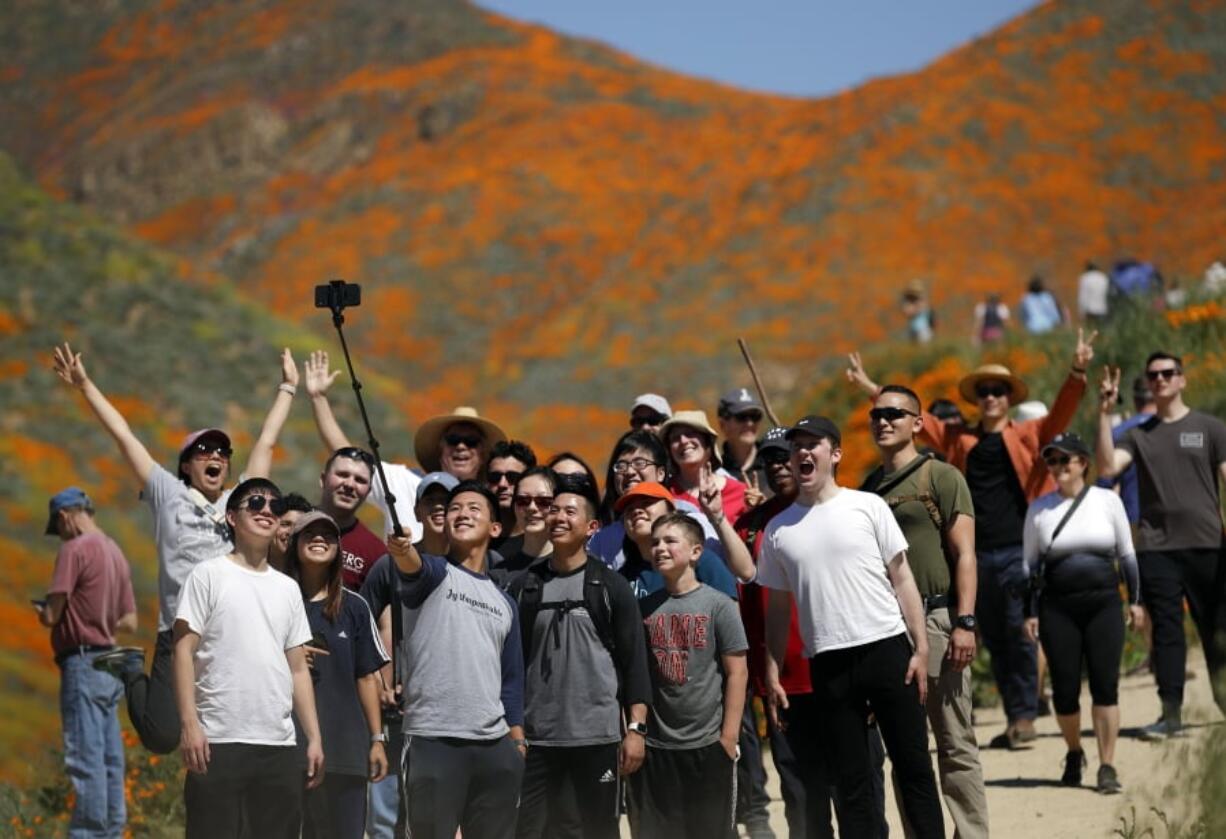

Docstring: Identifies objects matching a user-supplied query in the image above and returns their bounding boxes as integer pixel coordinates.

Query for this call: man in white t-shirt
[1078,261,1110,323]
[758,416,943,838]
[173,477,324,836]
[304,350,507,540]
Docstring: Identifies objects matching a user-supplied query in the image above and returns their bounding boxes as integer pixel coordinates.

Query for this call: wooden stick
[736,338,781,427]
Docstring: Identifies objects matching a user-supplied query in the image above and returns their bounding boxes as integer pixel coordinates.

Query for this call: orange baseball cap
[613,481,677,515]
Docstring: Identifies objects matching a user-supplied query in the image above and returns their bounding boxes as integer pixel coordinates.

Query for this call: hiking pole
[315,280,405,539]
[736,338,782,427]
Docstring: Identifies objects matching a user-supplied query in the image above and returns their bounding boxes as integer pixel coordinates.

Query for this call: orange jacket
[918,373,1087,502]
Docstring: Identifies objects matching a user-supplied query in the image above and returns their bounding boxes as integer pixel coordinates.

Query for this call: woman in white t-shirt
[1022,433,1142,795]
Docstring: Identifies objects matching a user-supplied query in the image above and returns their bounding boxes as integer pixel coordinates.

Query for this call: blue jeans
[976,544,1038,723]
[60,650,126,838]
[367,722,402,838]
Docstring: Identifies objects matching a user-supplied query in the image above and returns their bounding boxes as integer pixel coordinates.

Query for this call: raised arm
[1095,366,1133,478]
[886,551,929,704]
[304,350,352,453]
[387,535,422,576]
[1037,328,1095,444]
[244,348,298,479]
[845,351,881,399]
[698,468,755,582]
[53,343,155,486]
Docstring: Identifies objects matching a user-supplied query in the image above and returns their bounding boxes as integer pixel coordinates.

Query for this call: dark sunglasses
[869,407,918,424]
[731,411,763,423]
[612,457,660,474]
[242,494,287,515]
[487,470,523,486]
[189,441,233,459]
[975,383,1010,399]
[443,432,483,448]
[1043,454,1072,467]
[513,494,554,510]
[1145,368,1180,381]
[332,446,375,465]
[630,412,669,429]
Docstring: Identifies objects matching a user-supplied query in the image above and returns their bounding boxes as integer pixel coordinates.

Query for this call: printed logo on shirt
[338,630,348,639]
[342,550,368,577]
[1180,432,1205,449]
[643,612,710,685]
[444,587,506,619]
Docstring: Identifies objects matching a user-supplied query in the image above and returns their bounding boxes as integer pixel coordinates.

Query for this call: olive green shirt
[861,455,974,599]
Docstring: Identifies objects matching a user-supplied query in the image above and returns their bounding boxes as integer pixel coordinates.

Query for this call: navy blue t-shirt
[297,589,388,776]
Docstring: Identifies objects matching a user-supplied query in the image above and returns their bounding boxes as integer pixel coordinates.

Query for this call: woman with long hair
[288,511,390,838]
[489,466,557,588]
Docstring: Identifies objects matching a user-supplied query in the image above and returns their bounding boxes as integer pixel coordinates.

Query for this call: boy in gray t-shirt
[630,513,747,839]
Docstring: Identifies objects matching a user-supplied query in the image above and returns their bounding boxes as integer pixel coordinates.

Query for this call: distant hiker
[1078,261,1110,324]
[629,393,673,435]
[861,387,989,837]
[315,447,386,591]
[1203,259,1226,295]
[1022,433,1142,794]
[39,487,137,838]
[1097,353,1226,739]
[901,279,935,344]
[305,349,506,539]
[385,481,526,839]
[287,511,389,839]
[53,342,296,755]
[1109,259,1162,301]
[971,293,1009,344]
[758,416,943,838]
[1020,275,1064,334]
[173,478,324,837]
[847,328,1095,750]
[629,512,749,839]
[487,440,538,552]
[509,475,651,839]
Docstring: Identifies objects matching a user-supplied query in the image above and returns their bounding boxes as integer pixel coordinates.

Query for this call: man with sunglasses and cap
[305,350,507,541]
[39,486,137,838]
[1097,352,1226,739]
[173,477,324,836]
[718,388,768,490]
[629,393,672,435]
[316,446,387,591]
[846,328,1096,749]
[861,386,988,838]
[52,342,298,755]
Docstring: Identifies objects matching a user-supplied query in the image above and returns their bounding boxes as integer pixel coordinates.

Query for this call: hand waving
[1098,365,1121,413]
[52,342,89,389]
[304,350,341,398]
[1073,328,1097,371]
[280,348,300,388]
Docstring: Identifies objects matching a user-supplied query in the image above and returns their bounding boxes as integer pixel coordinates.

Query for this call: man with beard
[54,342,297,755]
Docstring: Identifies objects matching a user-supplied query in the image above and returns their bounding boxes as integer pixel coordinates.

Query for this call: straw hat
[659,410,723,467]
[957,364,1029,404]
[413,407,507,472]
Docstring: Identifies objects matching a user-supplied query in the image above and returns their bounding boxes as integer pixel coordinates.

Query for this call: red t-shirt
[734,496,812,697]
[670,475,749,530]
[48,531,136,657]
[340,519,387,592]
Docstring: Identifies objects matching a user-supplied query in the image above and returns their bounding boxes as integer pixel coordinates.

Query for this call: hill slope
[1,0,1223,447]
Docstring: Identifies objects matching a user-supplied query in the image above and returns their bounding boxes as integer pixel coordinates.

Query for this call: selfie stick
[323,281,405,538]
[736,338,782,427]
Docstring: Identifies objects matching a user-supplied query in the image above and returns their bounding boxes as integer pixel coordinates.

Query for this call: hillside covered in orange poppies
[1,0,1225,786]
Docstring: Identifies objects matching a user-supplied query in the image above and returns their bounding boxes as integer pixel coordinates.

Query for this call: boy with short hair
[631,512,748,839]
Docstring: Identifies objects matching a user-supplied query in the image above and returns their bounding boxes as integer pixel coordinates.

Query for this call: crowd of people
[900,257,1226,345]
[35,324,1226,838]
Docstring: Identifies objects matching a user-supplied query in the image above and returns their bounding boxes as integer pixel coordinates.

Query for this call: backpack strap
[877,454,945,533]
[583,559,617,658]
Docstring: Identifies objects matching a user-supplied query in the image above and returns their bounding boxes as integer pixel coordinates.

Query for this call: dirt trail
[751,656,1220,838]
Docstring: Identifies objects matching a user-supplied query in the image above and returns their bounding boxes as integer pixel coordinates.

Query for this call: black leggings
[1038,588,1123,715]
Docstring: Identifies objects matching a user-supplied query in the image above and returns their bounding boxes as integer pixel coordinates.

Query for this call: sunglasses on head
[869,406,918,424]
[513,494,554,510]
[975,383,1010,399]
[443,432,483,449]
[487,470,523,486]
[189,441,232,459]
[333,446,375,465]
[1146,367,1180,381]
[241,494,287,515]
[630,412,668,429]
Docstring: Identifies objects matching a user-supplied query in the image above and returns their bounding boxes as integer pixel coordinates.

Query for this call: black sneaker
[92,646,145,679]
[1061,749,1085,787]
[1096,764,1122,794]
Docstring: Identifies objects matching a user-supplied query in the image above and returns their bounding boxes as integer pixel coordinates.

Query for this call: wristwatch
[371,733,388,744]
[626,721,648,737]
[955,614,977,631]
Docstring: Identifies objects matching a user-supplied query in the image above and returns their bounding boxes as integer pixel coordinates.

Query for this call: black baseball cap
[784,415,841,446]
[1041,432,1090,459]
[718,387,764,417]
[757,426,789,455]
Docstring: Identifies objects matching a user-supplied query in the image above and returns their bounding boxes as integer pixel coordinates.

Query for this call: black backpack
[512,557,617,662]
